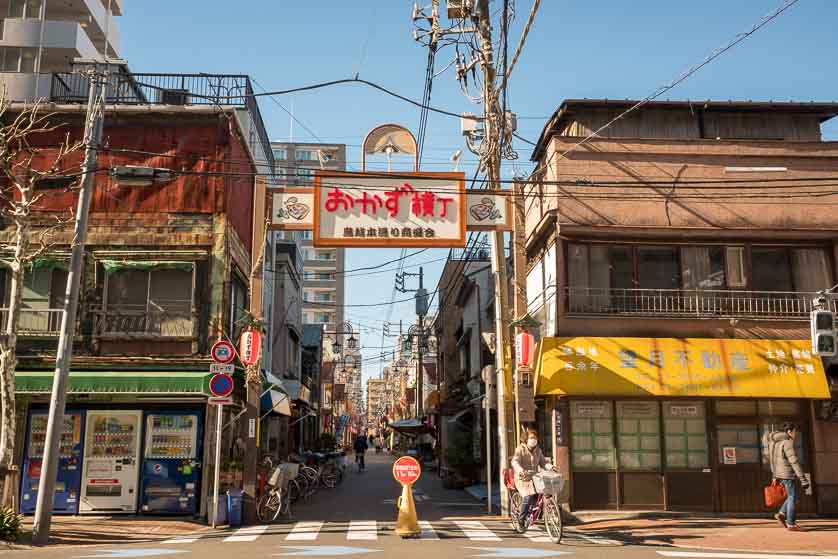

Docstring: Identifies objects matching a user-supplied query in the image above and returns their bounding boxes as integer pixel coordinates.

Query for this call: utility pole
[415,267,426,420]
[475,0,513,517]
[32,63,106,544]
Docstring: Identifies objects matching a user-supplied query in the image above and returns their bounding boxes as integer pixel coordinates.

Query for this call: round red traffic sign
[392,456,421,486]
[211,340,236,364]
[208,373,234,398]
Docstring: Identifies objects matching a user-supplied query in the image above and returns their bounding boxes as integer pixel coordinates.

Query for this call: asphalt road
[6,453,831,559]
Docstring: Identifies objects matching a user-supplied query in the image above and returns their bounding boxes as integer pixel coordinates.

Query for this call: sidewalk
[571,514,838,554]
[11,515,209,548]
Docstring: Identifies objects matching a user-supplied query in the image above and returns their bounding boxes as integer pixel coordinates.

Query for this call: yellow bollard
[393,456,422,538]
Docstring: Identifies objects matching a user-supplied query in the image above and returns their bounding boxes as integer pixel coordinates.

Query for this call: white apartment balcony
[563,287,837,320]
[0,72,50,100]
[1,18,100,59]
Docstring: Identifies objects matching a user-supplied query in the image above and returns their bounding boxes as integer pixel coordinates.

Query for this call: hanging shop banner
[269,184,512,235]
[314,171,466,248]
[239,329,262,366]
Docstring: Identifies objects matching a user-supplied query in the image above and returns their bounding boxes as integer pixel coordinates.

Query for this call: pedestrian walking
[353,434,369,472]
[767,422,810,531]
[510,428,554,531]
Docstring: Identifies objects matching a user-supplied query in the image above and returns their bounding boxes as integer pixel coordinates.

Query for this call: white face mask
[527,438,538,450]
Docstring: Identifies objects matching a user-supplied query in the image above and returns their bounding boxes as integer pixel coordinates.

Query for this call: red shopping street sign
[208,373,234,398]
[392,456,421,486]
[211,340,236,364]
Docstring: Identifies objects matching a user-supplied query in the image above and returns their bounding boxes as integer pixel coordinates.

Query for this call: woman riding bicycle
[511,428,555,531]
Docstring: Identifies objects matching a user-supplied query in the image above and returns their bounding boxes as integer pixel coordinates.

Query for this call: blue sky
[121,0,838,385]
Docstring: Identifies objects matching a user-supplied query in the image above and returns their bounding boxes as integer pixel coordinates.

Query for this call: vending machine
[140,411,203,514]
[20,410,85,514]
[79,410,142,514]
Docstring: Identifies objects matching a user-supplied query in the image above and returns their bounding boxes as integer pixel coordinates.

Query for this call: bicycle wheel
[257,491,281,523]
[509,491,523,532]
[287,478,302,503]
[278,487,292,517]
[543,497,563,544]
[321,464,339,488]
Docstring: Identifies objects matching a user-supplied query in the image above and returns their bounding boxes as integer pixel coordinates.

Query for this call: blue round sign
[209,373,234,397]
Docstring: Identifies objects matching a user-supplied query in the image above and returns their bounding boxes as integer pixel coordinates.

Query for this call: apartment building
[0,0,121,101]
[271,141,346,338]
[523,99,838,514]
[366,378,387,432]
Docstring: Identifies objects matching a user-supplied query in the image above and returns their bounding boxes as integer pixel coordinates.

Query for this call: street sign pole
[212,403,223,529]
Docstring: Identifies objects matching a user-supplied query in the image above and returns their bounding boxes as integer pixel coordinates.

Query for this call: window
[717,424,760,464]
[637,247,679,290]
[681,247,725,289]
[296,168,314,183]
[229,275,248,337]
[313,312,333,324]
[272,148,287,160]
[792,248,830,292]
[0,47,38,72]
[6,266,68,332]
[296,150,315,161]
[617,401,661,470]
[663,401,708,469]
[8,0,42,18]
[316,251,335,261]
[751,248,792,291]
[725,246,747,288]
[571,401,615,470]
[105,266,193,336]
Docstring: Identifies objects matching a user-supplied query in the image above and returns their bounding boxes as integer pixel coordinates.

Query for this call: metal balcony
[92,303,196,338]
[563,287,835,320]
[0,308,64,336]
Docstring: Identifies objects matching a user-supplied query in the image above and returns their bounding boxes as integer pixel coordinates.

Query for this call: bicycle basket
[534,472,564,496]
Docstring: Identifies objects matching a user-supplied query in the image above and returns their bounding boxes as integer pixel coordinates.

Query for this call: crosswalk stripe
[454,520,502,541]
[286,521,324,541]
[418,520,439,540]
[223,525,268,542]
[347,520,378,540]
[524,525,552,543]
[161,533,205,544]
[659,553,838,559]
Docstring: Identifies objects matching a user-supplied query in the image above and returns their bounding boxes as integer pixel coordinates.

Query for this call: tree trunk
[0,218,28,510]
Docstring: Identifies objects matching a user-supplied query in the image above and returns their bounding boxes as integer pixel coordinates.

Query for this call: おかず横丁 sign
[314,171,466,248]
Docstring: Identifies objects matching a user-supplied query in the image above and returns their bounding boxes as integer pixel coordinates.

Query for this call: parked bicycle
[504,468,564,543]
[257,458,298,523]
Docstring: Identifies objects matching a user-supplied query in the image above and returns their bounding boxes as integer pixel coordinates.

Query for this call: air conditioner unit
[157,88,189,105]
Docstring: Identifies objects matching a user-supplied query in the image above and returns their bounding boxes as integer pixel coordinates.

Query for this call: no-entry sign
[392,456,421,486]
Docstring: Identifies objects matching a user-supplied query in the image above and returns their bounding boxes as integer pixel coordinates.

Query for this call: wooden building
[523,99,838,514]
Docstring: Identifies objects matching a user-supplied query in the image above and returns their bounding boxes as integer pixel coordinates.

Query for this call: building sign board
[271,188,314,229]
[314,171,466,247]
[466,191,512,231]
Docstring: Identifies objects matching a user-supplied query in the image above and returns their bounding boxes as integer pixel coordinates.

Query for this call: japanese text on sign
[392,456,421,485]
[314,172,465,248]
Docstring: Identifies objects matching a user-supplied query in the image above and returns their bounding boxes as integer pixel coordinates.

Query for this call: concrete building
[271,141,347,339]
[0,0,122,101]
[523,99,838,514]
[366,378,387,432]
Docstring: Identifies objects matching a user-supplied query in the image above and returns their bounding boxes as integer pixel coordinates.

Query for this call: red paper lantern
[239,329,263,365]
[516,331,535,367]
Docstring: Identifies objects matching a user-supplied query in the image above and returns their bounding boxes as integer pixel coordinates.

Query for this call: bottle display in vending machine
[20,410,85,514]
[80,410,142,514]
[140,411,203,514]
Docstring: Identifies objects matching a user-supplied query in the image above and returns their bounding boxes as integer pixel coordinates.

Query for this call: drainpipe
[34,0,47,99]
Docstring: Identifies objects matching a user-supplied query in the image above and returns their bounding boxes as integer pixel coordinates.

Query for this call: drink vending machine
[20,410,85,514]
[79,410,142,514]
[140,411,203,514]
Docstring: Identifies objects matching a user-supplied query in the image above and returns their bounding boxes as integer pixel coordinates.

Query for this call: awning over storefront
[15,370,213,394]
[535,337,831,399]
[261,389,292,416]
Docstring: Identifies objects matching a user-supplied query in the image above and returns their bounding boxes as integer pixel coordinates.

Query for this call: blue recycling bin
[227,489,243,527]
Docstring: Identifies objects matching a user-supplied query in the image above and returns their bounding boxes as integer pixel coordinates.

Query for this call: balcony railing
[563,287,836,320]
[50,71,274,172]
[0,308,64,336]
[92,303,196,338]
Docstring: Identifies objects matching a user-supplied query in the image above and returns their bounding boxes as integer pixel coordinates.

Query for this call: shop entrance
[715,400,816,514]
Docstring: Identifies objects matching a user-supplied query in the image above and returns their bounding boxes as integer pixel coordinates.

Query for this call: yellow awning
[535,337,830,399]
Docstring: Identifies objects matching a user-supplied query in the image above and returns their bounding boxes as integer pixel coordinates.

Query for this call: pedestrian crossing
[161,520,618,545]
